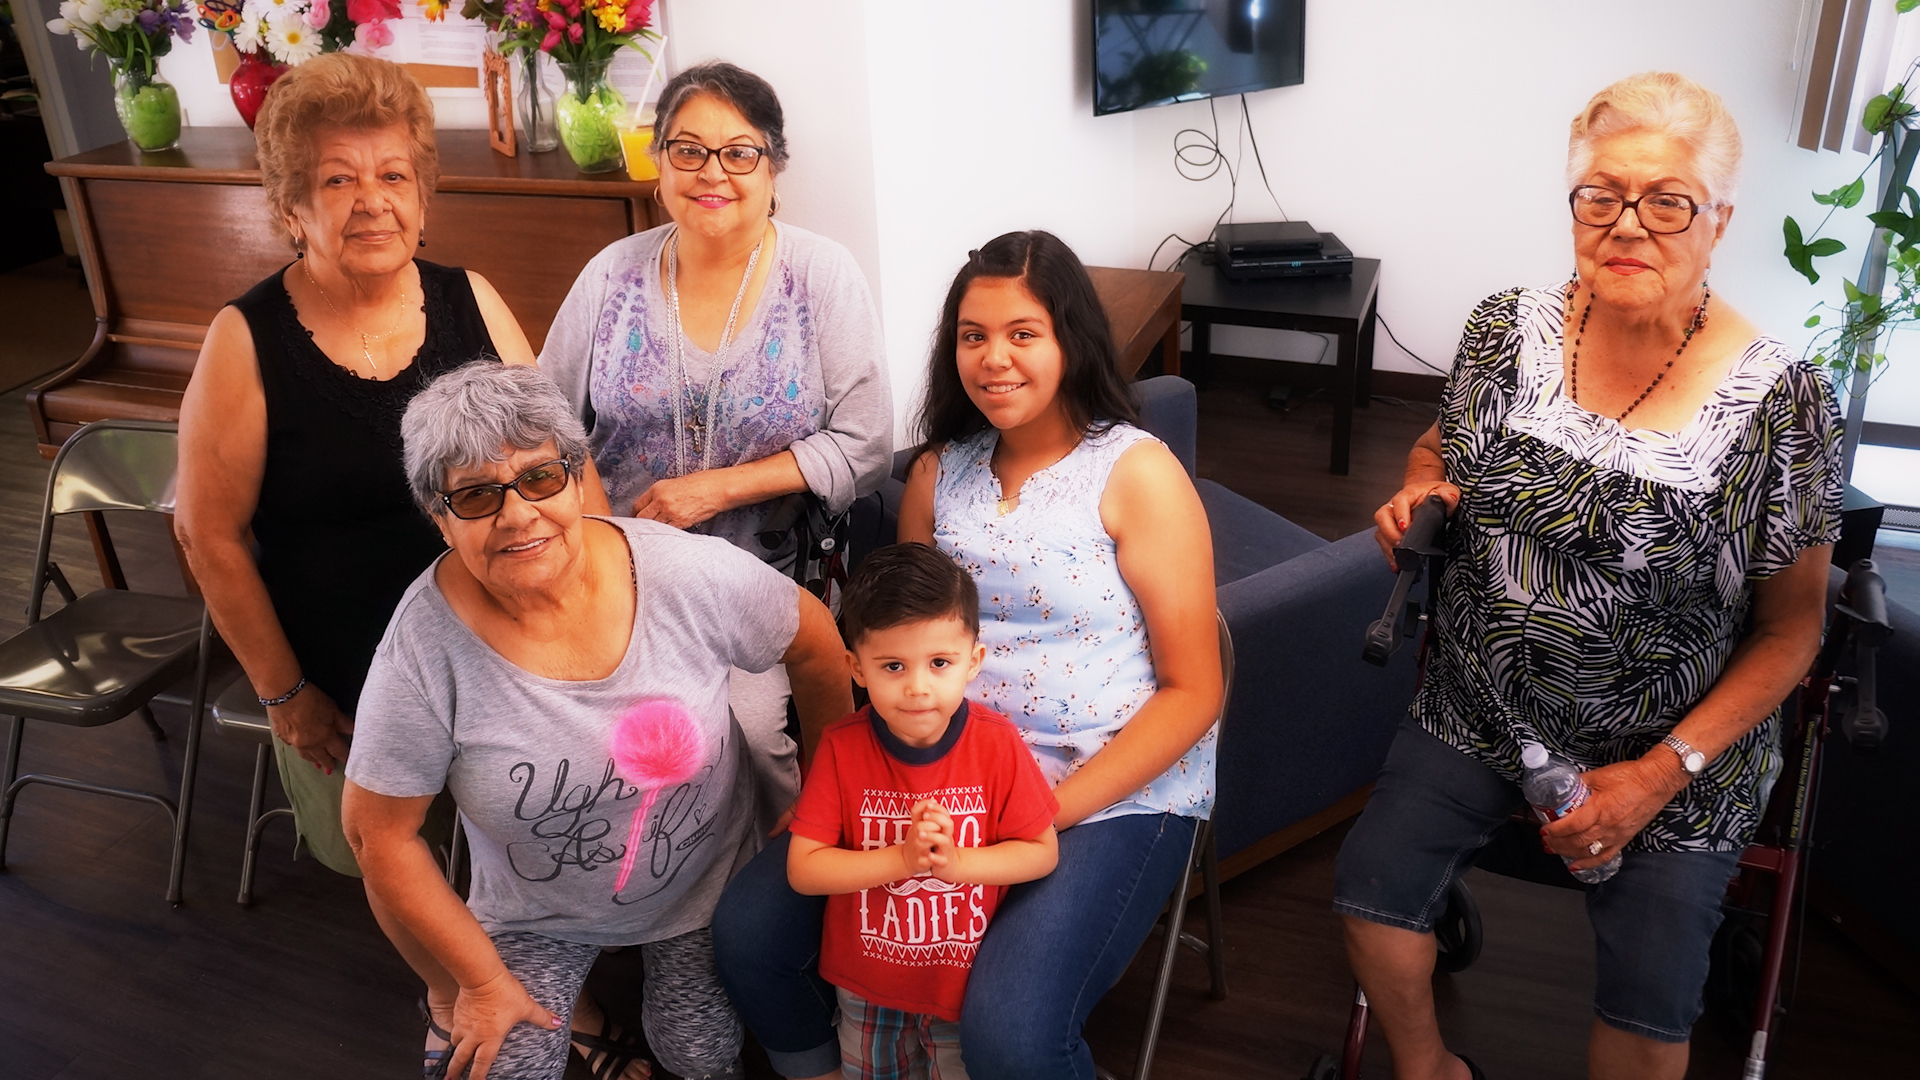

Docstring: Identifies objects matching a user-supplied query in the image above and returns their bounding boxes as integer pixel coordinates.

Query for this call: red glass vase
[229,49,288,130]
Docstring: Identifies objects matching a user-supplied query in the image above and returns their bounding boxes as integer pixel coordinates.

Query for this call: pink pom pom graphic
[609,699,705,895]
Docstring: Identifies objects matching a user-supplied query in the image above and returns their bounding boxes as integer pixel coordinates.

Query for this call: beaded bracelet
[258,675,308,708]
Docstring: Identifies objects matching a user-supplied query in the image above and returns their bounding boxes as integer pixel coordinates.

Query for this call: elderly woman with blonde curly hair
[173,50,598,1076]
[1336,72,1843,1080]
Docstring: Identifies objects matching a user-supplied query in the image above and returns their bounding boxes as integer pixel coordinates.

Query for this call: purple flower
[137,8,162,31]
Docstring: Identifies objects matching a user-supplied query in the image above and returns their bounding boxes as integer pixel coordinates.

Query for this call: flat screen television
[1093,0,1305,116]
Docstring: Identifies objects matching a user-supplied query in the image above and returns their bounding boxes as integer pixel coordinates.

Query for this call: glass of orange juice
[621,109,658,181]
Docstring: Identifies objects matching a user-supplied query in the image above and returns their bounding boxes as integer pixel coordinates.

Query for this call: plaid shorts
[834,988,967,1080]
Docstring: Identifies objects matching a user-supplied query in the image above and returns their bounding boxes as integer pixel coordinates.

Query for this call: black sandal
[418,999,452,1080]
[570,1011,653,1080]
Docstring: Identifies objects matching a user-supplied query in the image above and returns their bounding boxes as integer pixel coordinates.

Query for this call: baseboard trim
[1862,421,1920,451]
[1185,353,1445,403]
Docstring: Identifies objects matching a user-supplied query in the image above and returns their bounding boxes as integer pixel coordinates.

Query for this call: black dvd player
[1218,230,1353,280]
[1217,220,1324,257]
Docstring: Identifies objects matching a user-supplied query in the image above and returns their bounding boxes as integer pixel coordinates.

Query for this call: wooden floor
[0,365,1912,1079]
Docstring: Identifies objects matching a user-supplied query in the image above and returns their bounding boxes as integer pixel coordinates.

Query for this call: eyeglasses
[661,139,770,175]
[1569,185,1713,234]
[439,458,573,520]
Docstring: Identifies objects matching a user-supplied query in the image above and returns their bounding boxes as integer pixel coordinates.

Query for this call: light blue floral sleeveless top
[934,423,1216,825]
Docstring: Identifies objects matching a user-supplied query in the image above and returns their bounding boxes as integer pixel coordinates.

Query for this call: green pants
[271,736,455,878]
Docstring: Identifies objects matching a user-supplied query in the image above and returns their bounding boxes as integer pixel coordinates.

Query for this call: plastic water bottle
[1519,741,1622,885]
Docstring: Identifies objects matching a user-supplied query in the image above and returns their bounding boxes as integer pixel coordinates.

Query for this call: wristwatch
[1661,734,1706,778]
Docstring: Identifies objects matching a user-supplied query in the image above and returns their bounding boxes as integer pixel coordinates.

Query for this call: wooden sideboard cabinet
[33,128,661,456]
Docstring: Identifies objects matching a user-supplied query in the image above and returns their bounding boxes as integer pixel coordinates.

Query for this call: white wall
[671,1,1137,442]
[1128,0,1870,389]
[137,0,1920,432]
[861,3,1135,440]
[661,1,885,317]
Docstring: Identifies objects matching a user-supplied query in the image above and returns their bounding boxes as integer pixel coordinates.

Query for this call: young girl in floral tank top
[893,230,1221,1079]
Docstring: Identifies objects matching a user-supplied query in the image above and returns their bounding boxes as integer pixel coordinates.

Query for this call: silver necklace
[302,259,409,375]
[665,225,765,476]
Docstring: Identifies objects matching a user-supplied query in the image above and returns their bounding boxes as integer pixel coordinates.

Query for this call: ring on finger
[1586,839,1605,856]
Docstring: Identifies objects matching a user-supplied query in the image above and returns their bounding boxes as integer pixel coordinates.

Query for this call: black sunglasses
[439,458,573,520]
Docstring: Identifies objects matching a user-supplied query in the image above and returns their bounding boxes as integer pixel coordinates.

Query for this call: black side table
[1177,251,1382,474]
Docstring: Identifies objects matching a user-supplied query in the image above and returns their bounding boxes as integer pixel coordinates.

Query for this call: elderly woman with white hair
[340,362,850,1080]
[1339,72,1842,1079]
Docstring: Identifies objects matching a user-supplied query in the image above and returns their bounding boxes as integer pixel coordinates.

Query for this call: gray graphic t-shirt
[347,517,799,945]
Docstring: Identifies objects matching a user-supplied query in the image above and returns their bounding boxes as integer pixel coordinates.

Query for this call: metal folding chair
[209,676,295,905]
[1097,612,1233,1080]
[0,419,212,905]
[211,676,467,903]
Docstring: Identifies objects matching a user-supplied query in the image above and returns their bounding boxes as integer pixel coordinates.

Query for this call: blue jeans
[712,814,1198,1079]
[1334,718,1743,1042]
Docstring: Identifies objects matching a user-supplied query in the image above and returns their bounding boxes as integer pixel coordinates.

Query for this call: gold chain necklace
[303,260,411,375]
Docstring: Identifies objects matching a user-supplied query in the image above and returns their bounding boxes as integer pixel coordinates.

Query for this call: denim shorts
[1332,718,1743,1043]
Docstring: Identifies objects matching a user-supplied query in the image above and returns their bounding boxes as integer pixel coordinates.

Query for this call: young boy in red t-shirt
[787,543,1059,1079]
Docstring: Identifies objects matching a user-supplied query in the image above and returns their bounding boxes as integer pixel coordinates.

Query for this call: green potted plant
[1782,4,1920,477]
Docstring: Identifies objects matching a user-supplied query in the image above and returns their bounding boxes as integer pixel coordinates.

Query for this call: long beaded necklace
[664,224,766,476]
[302,259,411,376]
[1564,272,1710,424]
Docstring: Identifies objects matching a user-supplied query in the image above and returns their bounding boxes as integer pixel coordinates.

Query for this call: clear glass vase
[110,58,181,152]
[556,58,626,174]
[516,48,559,153]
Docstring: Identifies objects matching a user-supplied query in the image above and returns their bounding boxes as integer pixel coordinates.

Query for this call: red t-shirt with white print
[789,700,1058,1021]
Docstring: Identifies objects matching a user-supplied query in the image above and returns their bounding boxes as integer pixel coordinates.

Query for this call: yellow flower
[421,0,446,20]
[594,2,622,31]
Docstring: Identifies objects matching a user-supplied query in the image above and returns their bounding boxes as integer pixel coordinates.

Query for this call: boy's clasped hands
[901,798,957,878]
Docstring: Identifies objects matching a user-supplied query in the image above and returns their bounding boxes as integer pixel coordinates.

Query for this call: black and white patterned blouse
[1414,286,1844,853]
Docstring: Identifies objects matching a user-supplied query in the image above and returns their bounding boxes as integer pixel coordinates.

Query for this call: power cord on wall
[1148,94,1291,272]
[1374,312,1450,376]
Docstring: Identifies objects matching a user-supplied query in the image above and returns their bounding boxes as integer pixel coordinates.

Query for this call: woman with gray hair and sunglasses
[540,60,891,842]
[340,362,851,1080]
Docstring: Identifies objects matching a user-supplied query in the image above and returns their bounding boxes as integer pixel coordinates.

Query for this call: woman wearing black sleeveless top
[175,55,557,882]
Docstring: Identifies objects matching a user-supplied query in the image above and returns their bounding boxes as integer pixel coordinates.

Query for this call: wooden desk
[1176,252,1380,474]
[1085,265,1183,378]
[32,127,661,455]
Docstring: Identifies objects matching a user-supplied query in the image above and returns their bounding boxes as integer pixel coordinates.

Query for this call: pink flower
[346,0,399,22]
[352,16,392,48]
[622,0,651,28]
[303,0,329,29]
[567,20,581,42]
[539,26,559,51]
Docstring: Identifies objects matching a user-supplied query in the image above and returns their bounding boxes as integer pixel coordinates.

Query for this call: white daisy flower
[232,14,264,53]
[267,11,321,64]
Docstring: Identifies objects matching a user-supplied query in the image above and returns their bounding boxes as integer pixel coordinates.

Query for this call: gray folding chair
[213,676,466,903]
[210,676,295,905]
[0,419,212,905]
[1097,612,1233,1080]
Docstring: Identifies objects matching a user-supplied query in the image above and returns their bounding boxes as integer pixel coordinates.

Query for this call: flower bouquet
[195,0,399,126]
[440,0,656,172]
[47,0,196,151]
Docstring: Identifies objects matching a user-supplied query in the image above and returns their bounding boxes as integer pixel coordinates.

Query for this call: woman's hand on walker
[632,471,730,529]
[1373,481,1460,572]
[267,683,354,774]
[445,968,564,1079]
[1540,756,1683,871]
